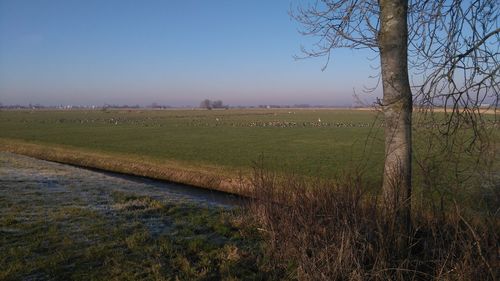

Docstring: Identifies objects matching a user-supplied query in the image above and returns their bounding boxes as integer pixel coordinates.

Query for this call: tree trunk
[378,0,412,233]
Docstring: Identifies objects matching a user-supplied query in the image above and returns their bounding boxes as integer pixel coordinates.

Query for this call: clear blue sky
[0,0,380,107]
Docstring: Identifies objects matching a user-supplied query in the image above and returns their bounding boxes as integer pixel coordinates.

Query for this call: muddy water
[0,152,241,209]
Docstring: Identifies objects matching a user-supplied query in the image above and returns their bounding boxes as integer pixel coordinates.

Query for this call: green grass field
[0,109,386,183]
[1,108,498,194]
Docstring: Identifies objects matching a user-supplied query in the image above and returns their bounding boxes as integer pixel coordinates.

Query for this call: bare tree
[212,100,225,109]
[200,99,226,109]
[292,0,499,230]
[200,99,212,110]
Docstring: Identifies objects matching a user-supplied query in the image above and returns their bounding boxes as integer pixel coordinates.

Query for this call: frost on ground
[0,152,264,280]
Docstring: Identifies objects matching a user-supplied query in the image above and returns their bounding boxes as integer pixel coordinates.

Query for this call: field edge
[0,138,250,196]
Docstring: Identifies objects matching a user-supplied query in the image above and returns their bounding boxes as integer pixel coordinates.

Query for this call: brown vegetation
[0,138,249,195]
[243,167,499,280]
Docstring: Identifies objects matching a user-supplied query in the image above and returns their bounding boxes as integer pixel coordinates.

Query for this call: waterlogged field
[0,109,386,183]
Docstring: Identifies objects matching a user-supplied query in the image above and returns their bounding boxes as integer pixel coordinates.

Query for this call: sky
[0,0,381,107]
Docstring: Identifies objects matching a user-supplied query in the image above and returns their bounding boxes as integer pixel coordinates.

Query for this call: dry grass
[0,138,249,195]
[243,167,499,281]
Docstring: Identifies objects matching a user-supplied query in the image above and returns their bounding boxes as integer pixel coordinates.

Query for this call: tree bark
[378,0,412,232]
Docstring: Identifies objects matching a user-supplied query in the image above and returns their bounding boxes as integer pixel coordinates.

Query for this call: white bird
[318,118,321,122]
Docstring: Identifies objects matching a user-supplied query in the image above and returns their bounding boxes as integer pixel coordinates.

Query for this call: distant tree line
[200,99,227,110]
